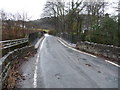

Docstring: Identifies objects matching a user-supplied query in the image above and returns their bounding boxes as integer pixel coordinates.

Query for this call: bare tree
[42,0,65,33]
[118,0,120,45]
[84,0,108,30]
[42,0,86,42]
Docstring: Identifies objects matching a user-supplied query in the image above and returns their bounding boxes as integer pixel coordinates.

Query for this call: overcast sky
[0,0,118,20]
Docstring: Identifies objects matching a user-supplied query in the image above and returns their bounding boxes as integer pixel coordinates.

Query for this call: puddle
[85,64,91,67]
[98,71,101,73]
[82,58,87,60]
[55,73,61,79]
[79,58,87,61]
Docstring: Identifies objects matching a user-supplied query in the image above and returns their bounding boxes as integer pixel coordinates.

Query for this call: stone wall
[77,41,120,61]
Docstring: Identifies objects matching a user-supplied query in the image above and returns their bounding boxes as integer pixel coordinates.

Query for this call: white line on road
[33,55,39,88]
[57,39,97,58]
[105,60,120,67]
[58,38,120,68]
[33,37,46,88]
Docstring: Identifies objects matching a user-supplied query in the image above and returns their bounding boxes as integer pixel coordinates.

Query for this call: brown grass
[2,29,41,41]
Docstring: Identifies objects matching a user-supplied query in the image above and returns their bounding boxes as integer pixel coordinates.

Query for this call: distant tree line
[42,0,119,46]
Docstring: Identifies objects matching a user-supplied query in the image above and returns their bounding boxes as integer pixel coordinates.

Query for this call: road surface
[18,34,119,88]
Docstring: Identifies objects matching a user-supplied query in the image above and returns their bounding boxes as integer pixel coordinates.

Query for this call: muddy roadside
[3,47,37,89]
[2,36,45,89]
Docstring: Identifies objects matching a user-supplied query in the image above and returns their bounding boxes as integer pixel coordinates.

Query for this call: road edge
[57,37,120,68]
[33,36,46,88]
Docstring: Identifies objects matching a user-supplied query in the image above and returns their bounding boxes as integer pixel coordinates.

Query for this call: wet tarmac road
[18,34,119,88]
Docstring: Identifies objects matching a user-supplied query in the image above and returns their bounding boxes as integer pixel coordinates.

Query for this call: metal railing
[0,38,29,56]
[0,32,41,88]
[0,46,33,88]
[0,38,28,50]
[0,38,29,88]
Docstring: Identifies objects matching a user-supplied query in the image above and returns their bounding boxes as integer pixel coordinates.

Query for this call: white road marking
[35,37,44,49]
[57,39,96,58]
[33,55,39,88]
[105,60,120,67]
[58,38,120,68]
[33,37,46,88]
